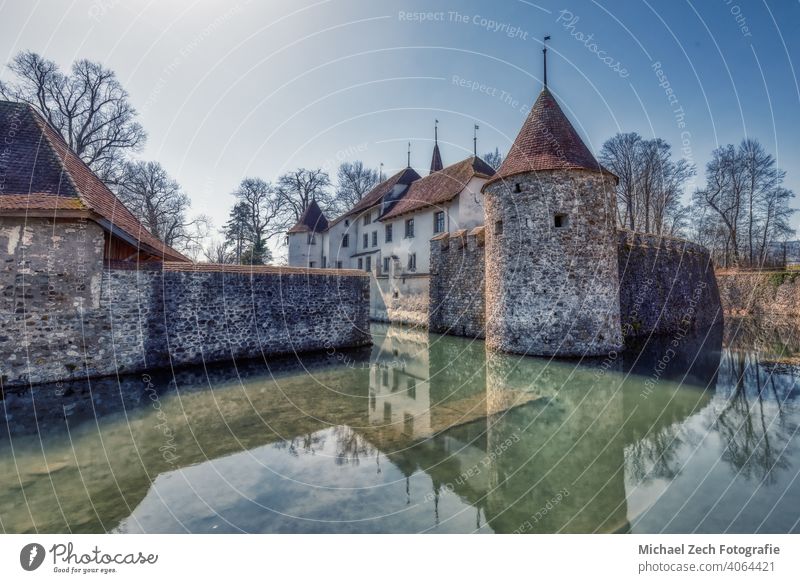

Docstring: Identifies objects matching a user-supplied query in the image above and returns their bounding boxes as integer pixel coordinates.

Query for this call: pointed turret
[288,199,328,234]
[430,121,443,174]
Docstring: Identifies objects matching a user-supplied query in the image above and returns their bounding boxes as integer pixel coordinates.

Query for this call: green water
[1,319,799,533]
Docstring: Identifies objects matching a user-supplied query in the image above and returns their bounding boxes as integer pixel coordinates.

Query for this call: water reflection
[1,318,799,533]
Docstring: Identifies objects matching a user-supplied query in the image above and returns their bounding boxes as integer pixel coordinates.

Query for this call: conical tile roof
[486,88,613,186]
[288,199,329,233]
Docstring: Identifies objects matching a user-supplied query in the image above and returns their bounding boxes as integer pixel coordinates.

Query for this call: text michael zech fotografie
[639,543,780,557]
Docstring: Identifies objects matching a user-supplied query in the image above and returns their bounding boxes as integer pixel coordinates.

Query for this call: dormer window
[363,212,371,225]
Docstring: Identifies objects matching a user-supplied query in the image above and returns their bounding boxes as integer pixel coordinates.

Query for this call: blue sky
[1,0,798,231]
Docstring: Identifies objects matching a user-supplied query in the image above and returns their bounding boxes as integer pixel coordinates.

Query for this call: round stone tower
[482,87,622,356]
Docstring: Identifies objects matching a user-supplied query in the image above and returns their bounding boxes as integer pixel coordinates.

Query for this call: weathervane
[473,124,479,157]
[407,142,411,167]
[543,34,551,88]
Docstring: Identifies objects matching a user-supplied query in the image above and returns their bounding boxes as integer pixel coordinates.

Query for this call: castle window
[309,261,315,268]
[554,214,569,229]
[372,231,378,247]
[405,218,415,238]
[514,183,522,193]
[434,211,445,234]
[363,212,371,225]
[336,261,343,269]
[342,234,350,248]
[307,233,316,244]
[408,253,417,271]
[495,220,503,235]
[383,257,390,273]
[358,258,363,269]
[385,224,393,242]
[365,256,372,272]
[345,219,350,227]
[322,256,327,268]
[363,233,369,248]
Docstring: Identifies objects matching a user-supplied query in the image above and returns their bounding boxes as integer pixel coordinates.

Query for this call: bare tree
[232,178,283,243]
[483,147,504,170]
[117,160,207,250]
[334,161,378,213]
[692,139,795,267]
[0,51,146,184]
[275,168,333,222]
[202,238,234,264]
[600,133,694,235]
[600,133,642,230]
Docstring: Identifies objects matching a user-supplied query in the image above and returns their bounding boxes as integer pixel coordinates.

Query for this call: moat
[1,319,799,534]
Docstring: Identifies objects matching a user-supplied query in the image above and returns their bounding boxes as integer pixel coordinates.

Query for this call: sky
[1,0,798,244]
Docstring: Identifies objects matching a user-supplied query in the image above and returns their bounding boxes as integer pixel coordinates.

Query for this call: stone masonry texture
[429,227,486,338]
[0,217,371,388]
[428,220,722,349]
[617,230,722,337]
[482,170,623,356]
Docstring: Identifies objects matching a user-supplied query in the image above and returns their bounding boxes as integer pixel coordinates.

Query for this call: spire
[473,124,479,157]
[379,162,384,182]
[429,119,443,174]
[543,35,551,88]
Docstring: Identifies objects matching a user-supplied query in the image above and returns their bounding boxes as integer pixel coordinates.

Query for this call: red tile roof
[345,166,420,217]
[485,88,614,186]
[380,156,495,220]
[288,199,329,234]
[0,100,189,262]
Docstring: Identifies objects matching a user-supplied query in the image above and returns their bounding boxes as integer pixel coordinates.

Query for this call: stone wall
[371,274,429,327]
[483,170,623,356]
[0,217,371,388]
[428,227,486,337]
[426,224,723,347]
[618,230,722,338]
[717,271,800,317]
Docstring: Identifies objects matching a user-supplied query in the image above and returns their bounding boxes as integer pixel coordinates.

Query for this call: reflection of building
[3,322,740,534]
[368,326,432,439]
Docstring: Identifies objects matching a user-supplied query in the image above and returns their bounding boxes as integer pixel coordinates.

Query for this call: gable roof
[288,199,329,234]
[0,100,189,262]
[485,88,613,186]
[380,156,495,221]
[346,166,420,218]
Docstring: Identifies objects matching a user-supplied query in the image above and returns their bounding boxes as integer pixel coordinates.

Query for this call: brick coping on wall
[104,260,368,277]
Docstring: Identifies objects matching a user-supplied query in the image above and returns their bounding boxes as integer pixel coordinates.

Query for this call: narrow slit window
[495,220,503,235]
[554,214,568,229]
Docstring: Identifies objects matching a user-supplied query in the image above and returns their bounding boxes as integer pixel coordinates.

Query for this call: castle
[289,77,722,356]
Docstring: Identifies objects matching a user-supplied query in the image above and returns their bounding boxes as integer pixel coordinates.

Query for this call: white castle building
[288,129,496,325]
